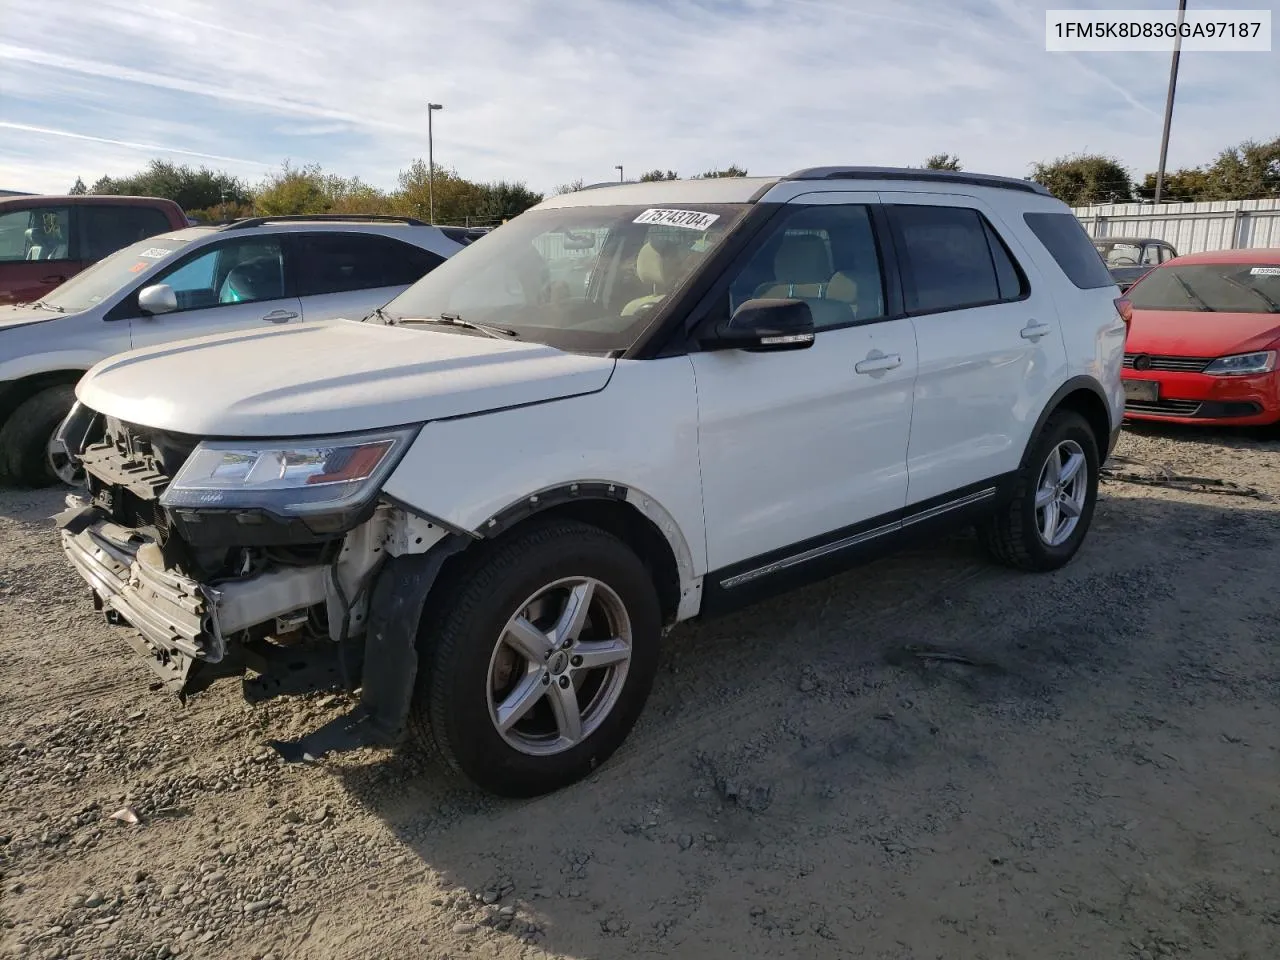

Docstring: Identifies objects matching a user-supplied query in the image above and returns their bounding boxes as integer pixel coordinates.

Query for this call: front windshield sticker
[137,247,172,259]
[1249,266,1280,276]
[633,208,720,231]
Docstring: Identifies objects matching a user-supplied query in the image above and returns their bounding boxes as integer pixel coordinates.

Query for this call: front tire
[412,519,662,797]
[980,410,1099,572]
[0,384,76,488]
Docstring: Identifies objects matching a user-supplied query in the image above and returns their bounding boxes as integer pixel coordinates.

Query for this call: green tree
[91,159,250,211]
[639,169,680,182]
[924,154,962,171]
[695,165,748,178]
[69,177,87,195]
[253,161,333,215]
[1135,167,1213,202]
[554,178,586,195]
[474,181,544,222]
[1030,153,1133,206]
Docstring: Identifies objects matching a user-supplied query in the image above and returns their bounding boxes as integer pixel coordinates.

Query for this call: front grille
[1123,353,1212,373]
[1125,398,1202,416]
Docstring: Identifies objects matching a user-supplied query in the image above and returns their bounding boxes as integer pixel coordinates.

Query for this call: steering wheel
[1112,256,1138,266]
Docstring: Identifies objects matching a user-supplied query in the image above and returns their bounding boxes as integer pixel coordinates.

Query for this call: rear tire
[0,384,76,488]
[979,410,1099,572]
[411,519,662,797]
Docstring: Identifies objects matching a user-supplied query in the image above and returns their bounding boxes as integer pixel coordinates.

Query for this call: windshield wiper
[367,306,398,324]
[1219,273,1280,313]
[398,313,519,340]
[1170,273,1213,311]
[23,299,65,313]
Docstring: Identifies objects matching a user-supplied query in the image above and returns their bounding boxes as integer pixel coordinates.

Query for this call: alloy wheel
[1034,439,1088,547]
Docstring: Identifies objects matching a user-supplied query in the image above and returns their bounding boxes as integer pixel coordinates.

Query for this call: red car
[0,195,188,305]
[1119,248,1280,425]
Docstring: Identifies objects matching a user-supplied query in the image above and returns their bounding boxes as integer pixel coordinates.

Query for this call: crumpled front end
[54,409,458,747]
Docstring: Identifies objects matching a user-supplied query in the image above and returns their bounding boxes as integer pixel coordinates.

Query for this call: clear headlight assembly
[160,426,419,517]
[1202,351,1276,376]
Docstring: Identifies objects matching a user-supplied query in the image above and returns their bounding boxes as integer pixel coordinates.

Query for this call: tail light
[1114,296,1133,335]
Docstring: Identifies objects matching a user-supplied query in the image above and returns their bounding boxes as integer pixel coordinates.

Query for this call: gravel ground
[2,426,1279,960]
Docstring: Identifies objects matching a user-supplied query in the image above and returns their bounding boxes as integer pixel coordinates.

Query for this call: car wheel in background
[0,384,77,488]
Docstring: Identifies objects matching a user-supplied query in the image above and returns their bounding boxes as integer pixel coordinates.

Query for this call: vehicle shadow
[328,491,1280,958]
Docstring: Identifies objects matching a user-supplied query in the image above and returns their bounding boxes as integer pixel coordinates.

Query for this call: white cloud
[1,0,1275,196]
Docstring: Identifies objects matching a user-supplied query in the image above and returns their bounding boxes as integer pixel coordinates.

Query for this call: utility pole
[615,165,624,183]
[427,102,443,222]
[1153,0,1187,205]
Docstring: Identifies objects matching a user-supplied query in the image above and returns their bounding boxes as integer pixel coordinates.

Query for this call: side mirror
[137,283,177,316]
[705,298,815,352]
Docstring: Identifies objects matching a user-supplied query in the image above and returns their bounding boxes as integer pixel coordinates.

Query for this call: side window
[295,233,444,296]
[0,206,72,262]
[892,205,1023,314]
[1159,244,1176,263]
[727,204,886,330]
[1023,211,1115,289]
[152,238,285,312]
[982,219,1029,301]
[79,205,173,262]
[1141,244,1161,266]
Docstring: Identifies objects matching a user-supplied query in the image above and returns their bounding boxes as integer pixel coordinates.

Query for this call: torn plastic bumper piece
[268,540,467,763]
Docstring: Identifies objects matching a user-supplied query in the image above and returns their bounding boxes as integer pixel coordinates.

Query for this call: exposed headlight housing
[1202,350,1277,377]
[160,426,418,517]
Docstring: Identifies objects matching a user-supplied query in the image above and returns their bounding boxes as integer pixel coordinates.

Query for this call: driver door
[691,196,918,582]
[126,235,302,350]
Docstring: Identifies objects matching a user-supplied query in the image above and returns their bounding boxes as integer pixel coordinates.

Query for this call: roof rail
[220,214,430,231]
[784,166,1050,196]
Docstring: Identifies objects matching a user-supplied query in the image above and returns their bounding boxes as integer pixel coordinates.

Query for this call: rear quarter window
[1023,212,1115,289]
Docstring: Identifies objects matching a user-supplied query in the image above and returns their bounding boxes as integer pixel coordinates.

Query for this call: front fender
[380,357,708,577]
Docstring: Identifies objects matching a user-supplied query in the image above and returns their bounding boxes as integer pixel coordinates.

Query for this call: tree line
[71,135,1280,221]
[916,136,1280,207]
[72,159,545,226]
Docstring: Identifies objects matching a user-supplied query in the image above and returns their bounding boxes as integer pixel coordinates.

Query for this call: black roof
[784,166,1050,196]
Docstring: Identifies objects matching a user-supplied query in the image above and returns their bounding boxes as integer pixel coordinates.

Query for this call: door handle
[41,275,67,284]
[261,310,299,323]
[855,351,902,375]
[1020,320,1053,341]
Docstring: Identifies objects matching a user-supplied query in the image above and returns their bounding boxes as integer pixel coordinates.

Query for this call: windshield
[381,203,750,352]
[41,236,189,312]
[1128,263,1280,314]
[1094,240,1142,266]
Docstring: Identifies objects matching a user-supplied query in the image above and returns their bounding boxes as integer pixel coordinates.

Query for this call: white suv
[0,216,464,486]
[54,168,1126,796]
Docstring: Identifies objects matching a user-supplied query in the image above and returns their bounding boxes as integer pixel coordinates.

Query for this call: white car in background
[0,215,464,485]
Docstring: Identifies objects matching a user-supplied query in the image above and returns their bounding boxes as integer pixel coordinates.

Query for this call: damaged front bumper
[58,497,334,695]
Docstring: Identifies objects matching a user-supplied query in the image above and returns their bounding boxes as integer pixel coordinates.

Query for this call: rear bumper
[1122,369,1280,425]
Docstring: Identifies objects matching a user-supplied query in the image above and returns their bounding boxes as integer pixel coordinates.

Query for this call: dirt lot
[2,426,1278,960]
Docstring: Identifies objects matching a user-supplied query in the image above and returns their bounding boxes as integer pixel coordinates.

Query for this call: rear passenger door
[883,194,1068,507]
[292,232,445,321]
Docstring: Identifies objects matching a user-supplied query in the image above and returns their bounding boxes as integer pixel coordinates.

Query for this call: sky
[0,0,1275,197]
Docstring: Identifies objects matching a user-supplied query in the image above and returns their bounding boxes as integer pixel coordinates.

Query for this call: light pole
[615,165,624,182]
[1153,0,1187,205]
[427,102,443,222]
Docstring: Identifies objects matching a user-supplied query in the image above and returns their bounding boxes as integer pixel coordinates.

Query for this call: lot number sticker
[633,208,720,230]
[137,247,172,259]
[1250,266,1280,276]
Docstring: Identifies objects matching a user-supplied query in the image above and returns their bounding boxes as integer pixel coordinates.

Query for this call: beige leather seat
[753,233,859,325]
[621,242,668,317]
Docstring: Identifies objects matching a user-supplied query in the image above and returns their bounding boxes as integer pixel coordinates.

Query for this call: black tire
[411,519,662,797]
[979,410,1100,572]
[0,384,76,488]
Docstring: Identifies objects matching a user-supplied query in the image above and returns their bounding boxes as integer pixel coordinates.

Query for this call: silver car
[0,215,465,486]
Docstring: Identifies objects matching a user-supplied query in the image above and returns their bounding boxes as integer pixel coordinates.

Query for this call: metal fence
[1072,198,1280,254]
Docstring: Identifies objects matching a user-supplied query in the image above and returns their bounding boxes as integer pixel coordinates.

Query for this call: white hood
[0,305,62,330]
[76,320,616,437]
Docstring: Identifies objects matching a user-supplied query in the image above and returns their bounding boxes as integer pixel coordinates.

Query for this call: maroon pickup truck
[0,195,188,305]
